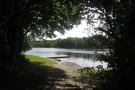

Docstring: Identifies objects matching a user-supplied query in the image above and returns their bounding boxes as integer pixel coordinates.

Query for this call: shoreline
[42,56,82,69]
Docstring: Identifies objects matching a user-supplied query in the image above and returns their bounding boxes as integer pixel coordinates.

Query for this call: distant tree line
[30,35,108,49]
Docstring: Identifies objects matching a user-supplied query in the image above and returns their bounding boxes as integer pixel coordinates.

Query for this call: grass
[0,54,62,90]
[77,67,99,76]
[25,54,57,66]
[14,54,58,75]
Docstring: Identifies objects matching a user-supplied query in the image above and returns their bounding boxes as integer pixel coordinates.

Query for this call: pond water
[25,48,108,68]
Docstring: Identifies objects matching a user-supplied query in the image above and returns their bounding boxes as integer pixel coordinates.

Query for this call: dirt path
[50,63,92,90]
[1,59,94,90]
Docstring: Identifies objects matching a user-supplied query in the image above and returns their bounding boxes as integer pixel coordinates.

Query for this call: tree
[0,0,84,63]
[83,0,135,89]
[21,35,32,53]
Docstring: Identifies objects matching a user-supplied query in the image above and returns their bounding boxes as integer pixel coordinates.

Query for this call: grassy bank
[25,54,57,66]
[1,54,59,90]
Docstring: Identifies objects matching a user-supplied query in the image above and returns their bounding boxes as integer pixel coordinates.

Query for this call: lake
[25,48,108,68]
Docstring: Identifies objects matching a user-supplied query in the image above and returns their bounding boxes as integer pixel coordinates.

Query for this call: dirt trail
[50,63,92,90]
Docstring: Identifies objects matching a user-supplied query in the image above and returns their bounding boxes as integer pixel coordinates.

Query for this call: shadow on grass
[0,61,68,90]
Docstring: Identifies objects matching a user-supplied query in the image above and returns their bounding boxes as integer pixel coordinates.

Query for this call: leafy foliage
[78,66,113,89]
[83,0,135,89]
[21,36,32,52]
[30,35,107,49]
[78,67,98,75]
[0,0,84,63]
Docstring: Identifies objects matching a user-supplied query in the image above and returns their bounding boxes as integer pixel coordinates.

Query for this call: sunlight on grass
[25,54,57,66]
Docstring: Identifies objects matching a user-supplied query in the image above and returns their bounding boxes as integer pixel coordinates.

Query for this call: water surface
[25,48,107,68]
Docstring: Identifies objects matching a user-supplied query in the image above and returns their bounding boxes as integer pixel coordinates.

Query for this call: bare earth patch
[51,63,93,90]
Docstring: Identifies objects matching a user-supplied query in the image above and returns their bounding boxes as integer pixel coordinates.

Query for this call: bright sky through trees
[46,20,89,40]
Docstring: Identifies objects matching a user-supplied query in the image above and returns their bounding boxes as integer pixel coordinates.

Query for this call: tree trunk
[6,3,19,64]
[17,30,24,55]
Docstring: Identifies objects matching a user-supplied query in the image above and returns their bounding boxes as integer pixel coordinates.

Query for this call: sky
[46,20,90,40]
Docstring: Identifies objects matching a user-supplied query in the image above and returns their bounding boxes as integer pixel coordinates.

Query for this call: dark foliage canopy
[0,0,84,63]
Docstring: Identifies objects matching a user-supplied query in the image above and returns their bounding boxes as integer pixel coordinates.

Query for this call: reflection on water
[25,48,108,68]
[56,52,98,61]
